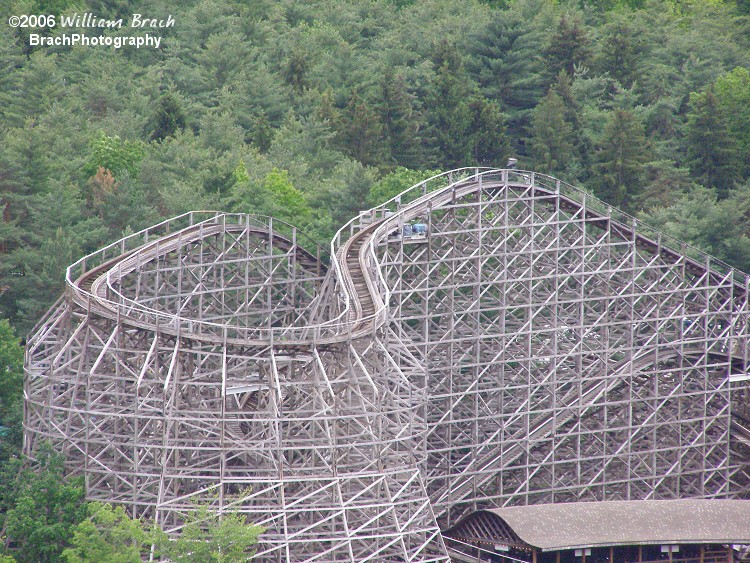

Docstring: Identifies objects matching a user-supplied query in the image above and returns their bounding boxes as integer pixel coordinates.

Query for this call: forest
[1,0,750,560]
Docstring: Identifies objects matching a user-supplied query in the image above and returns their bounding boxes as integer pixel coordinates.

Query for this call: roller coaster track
[333,170,750,516]
[70,222,322,345]
[24,169,750,562]
[64,170,749,351]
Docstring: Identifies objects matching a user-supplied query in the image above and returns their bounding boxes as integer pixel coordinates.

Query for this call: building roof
[449,500,750,551]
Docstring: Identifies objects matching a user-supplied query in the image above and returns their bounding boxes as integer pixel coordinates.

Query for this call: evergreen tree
[337,92,387,167]
[0,121,55,263]
[375,70,424,169]
[0,319,23,458]
[468,96,510,166]
[593,109,649,209]
[149,93,187,142]
[249,111,274,154]
[544,14,592,81]
[685,87,741,198]
[424,42,474,167]
[283,47,310,95]
[267,112,346,183]
[468,9,545,142]
[0,26,23,107]
[596,19,641,89]
[310,160,377,227]
[635,160,694,212]
[713,67,750,177]
[0,53,66,128]
[640,184,750,271]
[366,167,444,208]
[552,70,589,174]
[530,89,575,174]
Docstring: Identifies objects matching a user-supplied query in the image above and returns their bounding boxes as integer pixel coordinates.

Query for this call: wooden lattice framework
[24,170,750,562]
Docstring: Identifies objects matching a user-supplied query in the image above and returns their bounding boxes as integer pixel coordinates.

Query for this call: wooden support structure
[23,170,750,561]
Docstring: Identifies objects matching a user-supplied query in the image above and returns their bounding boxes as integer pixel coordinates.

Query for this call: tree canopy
[1,0,750,333]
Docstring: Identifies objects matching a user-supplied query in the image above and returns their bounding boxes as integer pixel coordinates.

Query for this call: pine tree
[552,70,589,173]
[593,109,649,210]
[375,70,424,169]
[530,89,575,174]
[468,96,510,167]
[0,52,65,129]
[713,67,750,177]
[337,92,387,167]
[685,87,741,198]
[424,42,474,167]
[544,14,592,80]
[468,10,545,141]
[249,111,274,153]
[283,47,309,95]
[0,319,23,455]
[149,93,187,142]
[597,19,641,89]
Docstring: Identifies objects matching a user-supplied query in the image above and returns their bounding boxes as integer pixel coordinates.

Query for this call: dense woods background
[1,0,750,559]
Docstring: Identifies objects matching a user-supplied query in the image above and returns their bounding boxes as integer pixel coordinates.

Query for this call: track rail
[24,169,750,561]
[59,169,750,350]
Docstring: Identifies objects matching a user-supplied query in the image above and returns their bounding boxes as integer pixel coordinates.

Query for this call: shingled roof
[446,500,750,551]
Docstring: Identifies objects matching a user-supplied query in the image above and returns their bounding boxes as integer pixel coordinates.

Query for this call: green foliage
[0,52,65,126]
[467,96,510,166]
[0,320,23,456]
[154,502,264,563]
[3,444,87,563]
[640,184,750,270]
[60,497,266,563]
[596,18,641,89]
[336,93,387,167]
[713,66,750,175]
[375,70,425,169]
[685,87,741,198]
[544,14,592,80]
[592,109,649,209]
[530,89,575,174]
[82,134,146,181]
[149,93,187,142]
[62,504,157,563]
[424,41,475,167]
[367,167,443,207]
[312,160,377,228]
[229,167,313,227]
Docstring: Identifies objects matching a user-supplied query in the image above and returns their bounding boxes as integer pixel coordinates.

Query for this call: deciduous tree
[3,445,87,563]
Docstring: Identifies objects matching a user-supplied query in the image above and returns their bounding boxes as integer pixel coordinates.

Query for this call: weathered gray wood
[23,170,750,562]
